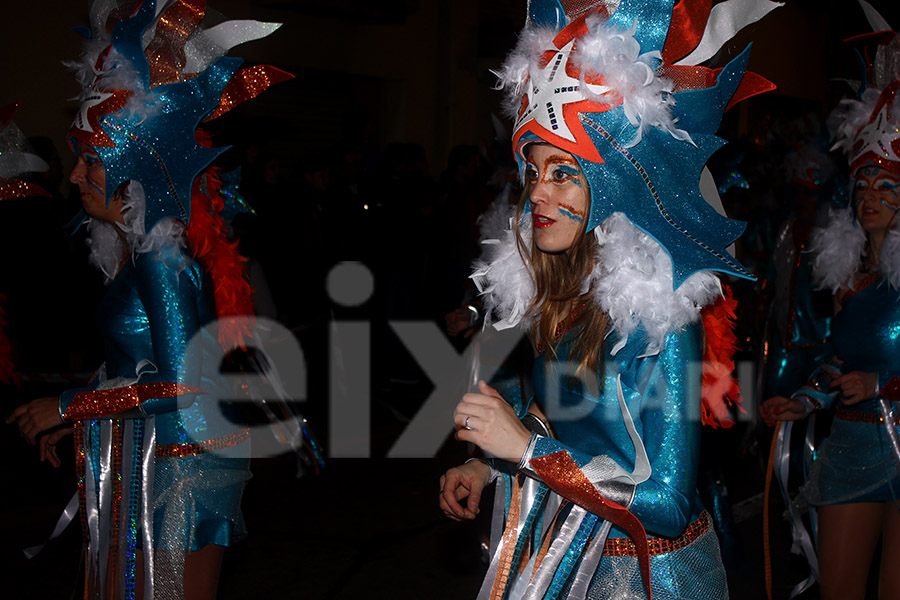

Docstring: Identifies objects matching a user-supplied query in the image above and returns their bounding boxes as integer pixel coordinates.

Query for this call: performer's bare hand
[759,395,807,425]
[6,397,64,445]
[829,371,877,405]
[40,427,73,468]
[440,459,491,521]
[454,380,531,463]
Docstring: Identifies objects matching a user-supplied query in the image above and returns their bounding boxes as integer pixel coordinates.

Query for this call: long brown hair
[512,167,608,384]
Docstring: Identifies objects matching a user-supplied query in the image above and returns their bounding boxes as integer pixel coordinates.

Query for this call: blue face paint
[557,203,584,222]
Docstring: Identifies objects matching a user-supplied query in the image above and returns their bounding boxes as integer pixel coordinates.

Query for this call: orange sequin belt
[602,511,710,557]
[835,408,900,426]
[155,428,250,458]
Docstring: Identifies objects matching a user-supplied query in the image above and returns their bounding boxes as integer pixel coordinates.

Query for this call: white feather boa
[472,210,722,355]
[85,182,187,284]
[810,205,900,291]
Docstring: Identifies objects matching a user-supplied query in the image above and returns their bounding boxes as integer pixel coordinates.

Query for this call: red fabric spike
[700,283,743,428]
[185,167,255,351]
[659,64,775,113]
[662,0,713,65]
[205,65,294,122]
[724,70,776,112]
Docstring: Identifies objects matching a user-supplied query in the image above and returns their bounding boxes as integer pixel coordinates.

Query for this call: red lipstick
[533,213,555,229]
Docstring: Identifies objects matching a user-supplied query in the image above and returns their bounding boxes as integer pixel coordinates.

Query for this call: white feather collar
[810,205,900,291]
[472,208,722,355]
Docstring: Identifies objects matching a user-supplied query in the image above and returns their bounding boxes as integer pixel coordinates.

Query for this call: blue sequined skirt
[148,452,251,551]
[803,415,899,506]
[585,522,728,599]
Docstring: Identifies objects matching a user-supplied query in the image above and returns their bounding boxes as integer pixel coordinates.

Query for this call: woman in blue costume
[7,2,289,598]
[439,1,779,598]
[761,13,900,596]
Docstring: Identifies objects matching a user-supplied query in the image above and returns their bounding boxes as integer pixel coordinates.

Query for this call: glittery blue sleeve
[129,252,205,414]
[527,324,702,538]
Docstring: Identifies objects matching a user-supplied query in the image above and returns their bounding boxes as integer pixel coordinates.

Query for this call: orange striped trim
[63,382,204,420]
[155,428,251,458]
[602,511,710,557]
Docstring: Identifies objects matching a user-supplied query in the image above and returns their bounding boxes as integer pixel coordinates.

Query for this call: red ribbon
[530,451,653,599]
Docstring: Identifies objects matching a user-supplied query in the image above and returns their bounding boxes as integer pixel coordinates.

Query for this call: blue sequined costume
[489,323,727,600]
[59,246,250,553]
[802,279,900,505]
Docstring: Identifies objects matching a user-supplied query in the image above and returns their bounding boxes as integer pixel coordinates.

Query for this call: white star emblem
[514,37,612,144]
[853,103,900,166]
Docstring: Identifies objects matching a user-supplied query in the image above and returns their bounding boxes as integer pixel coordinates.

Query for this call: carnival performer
[761,134,837,399]
[439,1,778,598]
[6,2,290,598]
[760,4,900,597]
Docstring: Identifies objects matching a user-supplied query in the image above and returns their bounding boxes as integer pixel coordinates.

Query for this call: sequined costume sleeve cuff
[61,382,204,420]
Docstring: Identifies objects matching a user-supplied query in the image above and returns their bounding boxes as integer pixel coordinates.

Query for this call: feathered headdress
[829,0,900,175]
[68,0,291,232]
[496,0,779,287]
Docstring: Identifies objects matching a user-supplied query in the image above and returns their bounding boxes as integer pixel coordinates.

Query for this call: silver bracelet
[57,397,70,424]
[517,432,539,472]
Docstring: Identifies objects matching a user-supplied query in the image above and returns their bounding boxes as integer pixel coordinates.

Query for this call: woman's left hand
[829,371,878,405]
[6,397,65,445]
[454,380,532,463]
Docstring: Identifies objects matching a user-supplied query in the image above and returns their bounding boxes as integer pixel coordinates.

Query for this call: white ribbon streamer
[675,0,783,67]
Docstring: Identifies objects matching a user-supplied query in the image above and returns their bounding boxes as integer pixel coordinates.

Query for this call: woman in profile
[439,0,779,598]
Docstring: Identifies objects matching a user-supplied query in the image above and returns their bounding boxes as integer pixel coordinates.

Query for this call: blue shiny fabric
[804,279,900,505]
[524,323,727,597]
[61,247,249,549]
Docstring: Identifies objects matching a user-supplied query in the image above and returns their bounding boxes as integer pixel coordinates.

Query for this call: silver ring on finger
[464,415,474,431]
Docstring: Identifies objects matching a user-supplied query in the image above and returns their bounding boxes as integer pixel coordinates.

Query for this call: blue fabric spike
[96,56,239,230]
[672,45,753,134]
[575,108,751,286]
[109,0,157,89]
[609,0,674,55]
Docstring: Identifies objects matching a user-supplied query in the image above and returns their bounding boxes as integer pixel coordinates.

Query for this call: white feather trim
[471,211,535,331]
[493,26,559,121]
[828,88,882,157]
[471,211,721,353]
[809,206,866,292]
[85,182,187,284]
[590,213,721,354]
[880,226,900,288]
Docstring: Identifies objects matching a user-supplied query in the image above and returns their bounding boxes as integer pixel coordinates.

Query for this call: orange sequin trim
[155,428,250,457]
[602,511,710,557]
[63,382,204,420]
[206,65,294,122]
[836,408,900,425]
[535,302,587,353]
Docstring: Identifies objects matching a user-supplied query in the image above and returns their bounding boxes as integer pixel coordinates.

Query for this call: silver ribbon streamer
[23,492,80,559]
[142,417,157,600]
[876,398,900,474]
[520,505,590,600]
[773,421,819,597]
[567,520,614,600]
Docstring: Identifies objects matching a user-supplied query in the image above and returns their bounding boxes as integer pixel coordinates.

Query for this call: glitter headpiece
[0,103,49,201]
[68,0,291,231]
[497,0,779,287]
[830,1,900,176]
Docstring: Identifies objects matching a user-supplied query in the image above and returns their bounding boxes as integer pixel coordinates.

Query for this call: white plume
[85,181,187,284]
[590,213,721,354]
[470,210,721,351]
[471,210,535,330]
[493,26,559,121]
[880,225,900,288]
[809,206,866,292]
